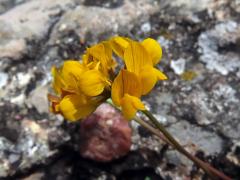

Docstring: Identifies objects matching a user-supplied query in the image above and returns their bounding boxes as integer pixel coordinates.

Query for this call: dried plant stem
[134,117,171,145]
[136,110,232,180]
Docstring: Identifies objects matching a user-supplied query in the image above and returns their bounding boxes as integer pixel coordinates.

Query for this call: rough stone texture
[0,0,240,179]
[49,0,158,44]
[198,21,240,75]
[79,103,132,162]
[0,0,75,60]
[0,118,69,177]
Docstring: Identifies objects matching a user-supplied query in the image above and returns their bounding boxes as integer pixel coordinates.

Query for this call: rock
[21,172,44,180]
[168,120,223,155]
[26,85,49,114]
[170,58,186,75]
[0,0,75,60]
[0,0,31,14]
[16,72,32,88]
[157,36,173,51]
[79,103,132,162]
[198,21,240,75]
[170,0,213,13]
[227,141,240,166]
[0,72,8,88]
[0,0,240,179]
[10,94,25,105]
[83,0,124,8]
[141,22,151,33]
[49,0,159,44]
[0,118,69,178]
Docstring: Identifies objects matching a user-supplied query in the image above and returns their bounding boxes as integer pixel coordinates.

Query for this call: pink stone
[79,103,132,162]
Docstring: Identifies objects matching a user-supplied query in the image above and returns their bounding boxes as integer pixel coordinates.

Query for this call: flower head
[48,59,111,121]
[48,37,167,121]
[110,37,167,119]
[111,69,145,119]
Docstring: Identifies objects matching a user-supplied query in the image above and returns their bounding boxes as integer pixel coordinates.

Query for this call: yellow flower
[110,36,162,65]
[124,40,167,95]
[49,37,167,122]
[83,41,116,78]
[51,61,87,95]
[110,36,130,59]
[49,60,110,121]
[109,37,167,119]
[110,36,167,95]
[111,69,145,120]
[141,38,162,65]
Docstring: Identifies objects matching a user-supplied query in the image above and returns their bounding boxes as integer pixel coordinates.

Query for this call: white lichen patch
[0,72,8,88]
[16,72,32,88]
[170,58,186,75]
[157,36,172,50]
[212,83,239,103]
[140,22,151,33]
[17,119,56,169]
[10,94,25,105]
[198,21,240,75]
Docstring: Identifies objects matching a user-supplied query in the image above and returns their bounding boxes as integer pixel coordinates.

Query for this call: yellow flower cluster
[48,37,167,121]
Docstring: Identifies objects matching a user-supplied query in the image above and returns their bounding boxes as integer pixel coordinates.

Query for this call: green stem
[134,116,171,145]
[142,110,231,180]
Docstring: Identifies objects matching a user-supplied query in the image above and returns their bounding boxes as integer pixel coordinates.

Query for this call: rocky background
[0,0,240,179]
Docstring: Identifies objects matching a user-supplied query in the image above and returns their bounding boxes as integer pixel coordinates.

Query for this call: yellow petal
[124,41,152,74]
[120,94,145,120]
[78,70,110,96]
[59,94,97,121]
[141,38,162,65]
[61,61,86,80]
[140,66,158,95]
[51,66,65,94]
[111,69,142,106]
[110,36,130,59]
[52,61,87,94]
[140,66,168,95]
[102,41,116,69]
[48,94,61,113]
[111,70,123,106]
[84,42,116,77]
[154,68,168,80]
[89,42,113,76]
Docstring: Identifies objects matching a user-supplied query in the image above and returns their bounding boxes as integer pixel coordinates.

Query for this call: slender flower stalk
[141,110,232,180]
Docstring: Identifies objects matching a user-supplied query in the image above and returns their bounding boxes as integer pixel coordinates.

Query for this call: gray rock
[0,119,69,177]
[0,0,75,60]
[170,58,186,75]
[49,0,159,44]
[0,0,239,179]
[168,120,223,155]
[0,72,8,88]
[141,22,151,33]
[198,21,240,75]
[26,85,49,114]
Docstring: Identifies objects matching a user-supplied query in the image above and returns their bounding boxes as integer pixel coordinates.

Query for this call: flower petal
[154,68,168,80]
[52,61,87,94]
[61,61,86,80]
[111,69,141,106]
[110,36,130,59]
[120,94,145,120]
[140,66,158,95]
[79,70,110,96]
[59,94,97,121]
[140,66,168,95]
[141,38,162,65]
[48,94,61,113]
[51,66,65,94]
[124,41,152,74]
